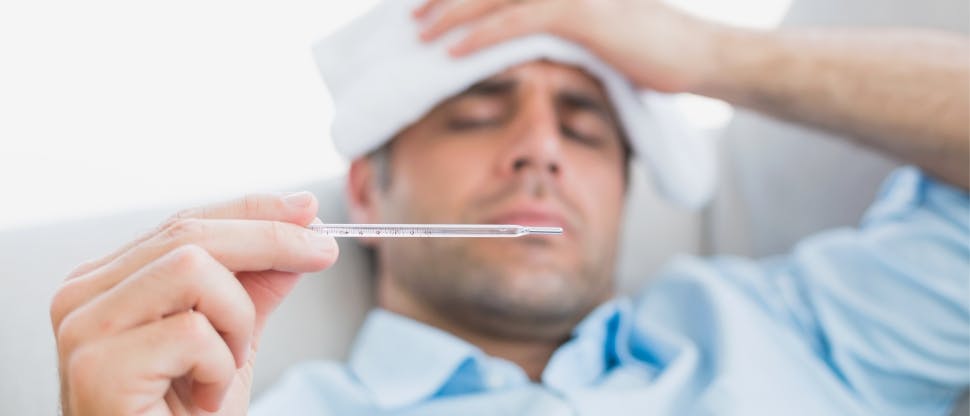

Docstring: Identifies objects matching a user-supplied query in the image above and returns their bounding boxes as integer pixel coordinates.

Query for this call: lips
[485,206,571,231]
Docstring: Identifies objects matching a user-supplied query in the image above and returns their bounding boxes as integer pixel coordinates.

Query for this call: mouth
[484,207,572,234]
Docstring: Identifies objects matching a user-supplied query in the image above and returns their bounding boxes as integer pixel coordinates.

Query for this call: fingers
[129,218,336,275]
[419,0,508,41]
[412,0,451,19]
[448,3,555,56]
[63,192,319,282]
[178,191,319,227]
[57,245,256,369]
[414,0,557,57]
[51,191,330,414]
[68,310,236,414]
[51,216,337,331]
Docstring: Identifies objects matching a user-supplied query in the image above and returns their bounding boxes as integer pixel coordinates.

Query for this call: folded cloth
[312,0,715,208]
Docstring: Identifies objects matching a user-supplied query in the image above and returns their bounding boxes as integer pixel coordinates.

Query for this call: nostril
[513,158,528,171]
[548,163,560,175]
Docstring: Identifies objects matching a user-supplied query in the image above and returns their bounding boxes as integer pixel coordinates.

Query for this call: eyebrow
[460,78,517,97]
[557,90,612,119]
[453,78,615,121]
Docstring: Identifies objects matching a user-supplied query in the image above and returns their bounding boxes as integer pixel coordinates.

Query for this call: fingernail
[310,217,323,225]
[283,191,313,208]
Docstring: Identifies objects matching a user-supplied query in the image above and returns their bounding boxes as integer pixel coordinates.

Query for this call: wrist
[689,25,769,103]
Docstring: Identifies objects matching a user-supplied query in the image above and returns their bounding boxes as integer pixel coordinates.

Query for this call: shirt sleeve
[782,166,969,413]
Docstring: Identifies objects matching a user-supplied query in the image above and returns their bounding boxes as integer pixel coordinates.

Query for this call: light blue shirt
[252,167,969,415]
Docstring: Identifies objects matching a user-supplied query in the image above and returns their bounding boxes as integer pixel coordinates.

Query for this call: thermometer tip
[525,226,563,235]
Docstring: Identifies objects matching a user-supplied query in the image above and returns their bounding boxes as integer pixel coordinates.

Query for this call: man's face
[356,61,627,338]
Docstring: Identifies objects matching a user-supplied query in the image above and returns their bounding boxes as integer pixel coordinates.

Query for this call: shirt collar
[541,298,631,390]
[347,300,635,409]
[348,309,480,409]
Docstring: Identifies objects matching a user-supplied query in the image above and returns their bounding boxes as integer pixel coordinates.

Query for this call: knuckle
[242,194,266,217]
[67,345,104,386]
[49,284,74,327]
[164,244,212,274]
[65,258,97,280]
[442,4,467,23]
[262,221,288,268]
[268,220,286,246]
[49,280,85,330]
[161,218,207,245]
[55,312,83,354]
[160,207,198,230]
[176,311,214,342]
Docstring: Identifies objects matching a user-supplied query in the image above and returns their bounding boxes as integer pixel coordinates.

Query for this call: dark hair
[368,140,394,191]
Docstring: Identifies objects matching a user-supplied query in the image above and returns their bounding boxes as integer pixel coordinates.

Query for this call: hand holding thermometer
[308,224,563,238]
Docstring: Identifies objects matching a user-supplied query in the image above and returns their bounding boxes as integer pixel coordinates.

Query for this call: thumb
[239,217,337,348]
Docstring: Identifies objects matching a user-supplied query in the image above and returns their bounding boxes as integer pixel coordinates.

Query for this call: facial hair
[377,171,618,341]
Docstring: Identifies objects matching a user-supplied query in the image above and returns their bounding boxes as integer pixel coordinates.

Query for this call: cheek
[387,146,491,221]
[563,152,626,225]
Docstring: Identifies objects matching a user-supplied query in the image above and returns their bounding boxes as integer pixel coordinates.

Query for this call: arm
[416,0,970,189]
[699,28,970,190]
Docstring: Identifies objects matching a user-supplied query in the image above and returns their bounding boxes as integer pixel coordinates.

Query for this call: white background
[0,0,791,231]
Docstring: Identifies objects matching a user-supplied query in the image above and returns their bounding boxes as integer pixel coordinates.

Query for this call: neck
[377,275,573,381]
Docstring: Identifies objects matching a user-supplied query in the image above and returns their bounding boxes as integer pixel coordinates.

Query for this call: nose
[497,96,563,178]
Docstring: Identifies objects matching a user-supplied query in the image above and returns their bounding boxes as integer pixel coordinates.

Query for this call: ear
[346,157,382,247]
[347,157,381,223]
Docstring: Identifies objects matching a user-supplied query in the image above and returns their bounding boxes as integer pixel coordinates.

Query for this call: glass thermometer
[307,224,563,238]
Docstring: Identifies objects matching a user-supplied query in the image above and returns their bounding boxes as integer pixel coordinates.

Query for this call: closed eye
[447,117,504,131]
[444,95,508,131]
[560,123,604,147]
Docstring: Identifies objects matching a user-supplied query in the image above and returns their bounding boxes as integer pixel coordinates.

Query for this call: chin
[478,236,570,261]
[491,262,578,297]
[461,265,602,333]
[471,240,585,284]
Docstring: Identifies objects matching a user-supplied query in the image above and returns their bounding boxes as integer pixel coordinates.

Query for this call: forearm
[697,27,969,190]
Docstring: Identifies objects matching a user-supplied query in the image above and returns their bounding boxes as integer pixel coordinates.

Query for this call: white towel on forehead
[312,0,715,208]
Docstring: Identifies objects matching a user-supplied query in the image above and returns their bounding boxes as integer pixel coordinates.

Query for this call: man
[50,0,969,414]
